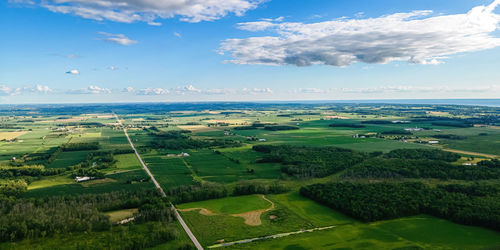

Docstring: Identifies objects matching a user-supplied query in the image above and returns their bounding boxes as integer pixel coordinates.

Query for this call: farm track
[441,148,499,158]
[232,195,275,226]
[114,114,204,250]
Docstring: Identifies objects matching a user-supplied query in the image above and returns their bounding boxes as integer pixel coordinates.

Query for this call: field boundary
[207,225,337,248]
[441,148,498,158]
[114,113,204,250]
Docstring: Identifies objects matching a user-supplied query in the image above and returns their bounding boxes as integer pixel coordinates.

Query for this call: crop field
[1,103,499,249]
[179,193,499,250]
[0,131,28,140]
[232,215,500,250]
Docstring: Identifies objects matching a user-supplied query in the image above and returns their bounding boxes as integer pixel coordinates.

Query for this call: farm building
[75,176,94,182]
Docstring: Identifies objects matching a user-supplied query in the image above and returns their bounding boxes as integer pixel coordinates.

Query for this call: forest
[301,182,500,231]
[253,145,367,178]
[0,189,176,243]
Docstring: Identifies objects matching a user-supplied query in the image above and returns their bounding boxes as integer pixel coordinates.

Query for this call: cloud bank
[220,0,500,67]
[23,0,263,24]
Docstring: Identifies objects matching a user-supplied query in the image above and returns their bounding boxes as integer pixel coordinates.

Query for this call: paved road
[114,114,204,250]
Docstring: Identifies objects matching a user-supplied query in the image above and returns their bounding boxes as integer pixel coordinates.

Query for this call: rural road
[114,113,204,250]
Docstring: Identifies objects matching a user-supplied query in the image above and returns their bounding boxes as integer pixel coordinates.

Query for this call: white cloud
[67,85,111,94]
[108,66,118,71]
[0,84,52,96]
[296,88,326,94]
[137,88,170,95]
[173,32,182,38]
[98,32,137,46]
[66,69,80,75]
[242,87,273,94]
[8,0,34,4]
[30,0,263,24]
[221,0,500,67]
[26,85,52,93]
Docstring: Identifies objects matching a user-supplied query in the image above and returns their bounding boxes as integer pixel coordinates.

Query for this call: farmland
[0,102,499,249]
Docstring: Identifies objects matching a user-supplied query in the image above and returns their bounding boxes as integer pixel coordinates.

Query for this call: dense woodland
[148,129,241,150]
[253,146,500,181]
[341,157,500,180]
[301,182,500,231]
[253,145,366,178]
[0,189,178,243]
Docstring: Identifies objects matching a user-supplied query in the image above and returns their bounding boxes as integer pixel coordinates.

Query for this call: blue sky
[0,0,499,103]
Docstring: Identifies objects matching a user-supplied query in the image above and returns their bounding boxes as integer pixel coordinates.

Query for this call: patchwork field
[1,103,499,249]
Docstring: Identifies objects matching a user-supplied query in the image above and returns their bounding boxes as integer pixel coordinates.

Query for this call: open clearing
[106,208,138,223]
[180,195,275,226]
[232,195,275,226]
[177,125,219,132]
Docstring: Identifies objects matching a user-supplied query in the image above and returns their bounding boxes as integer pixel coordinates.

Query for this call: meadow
[1,103,499,249]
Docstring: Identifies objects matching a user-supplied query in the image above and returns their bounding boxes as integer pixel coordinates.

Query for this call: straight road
[114,113,204,250]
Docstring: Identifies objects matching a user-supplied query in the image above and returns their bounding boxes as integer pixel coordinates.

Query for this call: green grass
[145,155,195,189]
[269,191,356,226]
[27,175,74,190]
[103,153,142,174]
[178,195,313,246]
[232,215,500,250]
[24,170,154,198]
[47,150,89,168]
[105,208,138,223]
[177,194,271,214]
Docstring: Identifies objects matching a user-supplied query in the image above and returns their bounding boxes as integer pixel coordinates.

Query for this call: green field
[233,215,500,250]
[1,103,499,249]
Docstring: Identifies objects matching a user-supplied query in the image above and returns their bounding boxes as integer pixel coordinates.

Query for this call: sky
[1,0,500,104]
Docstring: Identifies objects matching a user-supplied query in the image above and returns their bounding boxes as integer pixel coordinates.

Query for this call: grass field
[177,191,500,249]
[233,215,500,249]
[47,150,90,168]
[106,208,138,223]
[177,193,355,246]
[178,194,271,214]
[27,175,74,190]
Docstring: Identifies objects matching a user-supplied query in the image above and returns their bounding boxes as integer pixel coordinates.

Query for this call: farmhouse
[75,176,94,182]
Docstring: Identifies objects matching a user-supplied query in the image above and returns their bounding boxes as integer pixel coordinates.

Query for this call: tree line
[166,180,288,204]
[300,182,500,231]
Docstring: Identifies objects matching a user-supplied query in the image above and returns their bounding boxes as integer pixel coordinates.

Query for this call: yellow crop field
[0,131,28,140]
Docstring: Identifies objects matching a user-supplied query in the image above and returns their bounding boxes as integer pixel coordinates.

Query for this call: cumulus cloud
[137,88,170,95]
[28,0,263,24]
[98,32,137,46]
[67,85,111,94]
[0,84,52,96]
[66,69,80,75]
[221,0,500,67]
[242,87,273,94]
[295,88,326,94]
[174,84,201,94]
